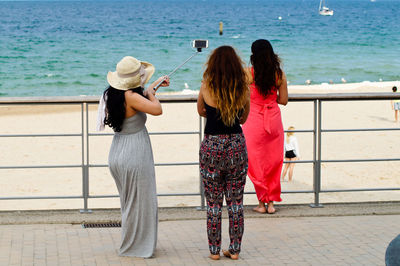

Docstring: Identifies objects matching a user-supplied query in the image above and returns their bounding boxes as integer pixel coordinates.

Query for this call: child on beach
[281,126,300,182]
[391,86,399,123]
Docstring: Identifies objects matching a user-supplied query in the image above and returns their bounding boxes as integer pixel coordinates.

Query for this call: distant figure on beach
[97,56,170,258]
[281,126,300,182]
[391,86,399,122]
[242,39,288,215]
[197,46,250,260]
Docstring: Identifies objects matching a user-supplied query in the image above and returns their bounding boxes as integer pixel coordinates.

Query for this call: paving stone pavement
[0,214,399,266]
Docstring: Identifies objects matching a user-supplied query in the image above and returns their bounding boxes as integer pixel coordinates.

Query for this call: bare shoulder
[125,90,147,106]
[200,83,209,98]
[125,90,142,100]
[281,70,287,81]
[201,84,216,107]
[245,67,253,83]
[277,70,287,87]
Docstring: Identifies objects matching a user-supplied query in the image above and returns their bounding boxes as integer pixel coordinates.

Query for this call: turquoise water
[0,0,399,97]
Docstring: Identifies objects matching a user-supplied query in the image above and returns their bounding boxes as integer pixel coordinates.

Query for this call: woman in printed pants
[197,45,250,260]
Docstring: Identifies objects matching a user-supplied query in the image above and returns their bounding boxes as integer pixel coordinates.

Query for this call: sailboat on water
[319,0,334,16]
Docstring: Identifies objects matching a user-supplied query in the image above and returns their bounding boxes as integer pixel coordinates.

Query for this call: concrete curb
[0,201,399,225]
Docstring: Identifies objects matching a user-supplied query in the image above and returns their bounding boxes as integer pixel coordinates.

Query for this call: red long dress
[242,69,283,203]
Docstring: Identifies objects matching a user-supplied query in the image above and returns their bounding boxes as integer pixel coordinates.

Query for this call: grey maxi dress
[108,112,158,258]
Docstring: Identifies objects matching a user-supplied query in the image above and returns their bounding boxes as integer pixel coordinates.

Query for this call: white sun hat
[107,56,155,90]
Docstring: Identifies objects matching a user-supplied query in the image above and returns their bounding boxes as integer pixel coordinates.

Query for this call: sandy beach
[1,81,400,211]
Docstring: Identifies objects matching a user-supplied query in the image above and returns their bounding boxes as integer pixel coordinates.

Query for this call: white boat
[319,0,334,16]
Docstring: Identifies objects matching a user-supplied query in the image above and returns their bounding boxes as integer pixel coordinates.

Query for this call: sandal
[222,249,239,260]
[208,254,220,260]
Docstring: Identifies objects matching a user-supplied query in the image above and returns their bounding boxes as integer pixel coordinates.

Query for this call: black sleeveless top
[204,102,242,135]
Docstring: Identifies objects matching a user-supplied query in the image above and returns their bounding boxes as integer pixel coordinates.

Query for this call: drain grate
[82,222,121,228]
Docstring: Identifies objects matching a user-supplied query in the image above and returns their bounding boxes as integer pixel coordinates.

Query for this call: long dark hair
[250,39,282,97]
[103,86,144,132]
[203,45,249,126]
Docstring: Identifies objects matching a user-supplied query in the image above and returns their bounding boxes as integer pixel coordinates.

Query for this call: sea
[0,0,399,97]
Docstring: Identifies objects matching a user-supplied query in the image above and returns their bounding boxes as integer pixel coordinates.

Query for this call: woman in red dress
[243,39,288,214]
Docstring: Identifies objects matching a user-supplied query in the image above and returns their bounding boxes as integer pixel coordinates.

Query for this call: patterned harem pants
[199,133,248,255]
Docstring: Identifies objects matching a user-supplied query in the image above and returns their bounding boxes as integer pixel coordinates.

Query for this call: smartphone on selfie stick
[153,39,209,91]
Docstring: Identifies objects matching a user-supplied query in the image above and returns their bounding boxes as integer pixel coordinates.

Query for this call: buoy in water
[219,22,223,35]
[278,16,282,20]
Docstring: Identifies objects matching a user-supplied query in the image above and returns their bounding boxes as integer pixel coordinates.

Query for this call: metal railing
[1,92,399,212]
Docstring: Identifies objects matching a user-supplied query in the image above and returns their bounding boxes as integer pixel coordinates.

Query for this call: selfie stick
[153,48,203,91]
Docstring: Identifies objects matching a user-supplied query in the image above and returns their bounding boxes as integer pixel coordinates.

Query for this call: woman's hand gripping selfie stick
[153,40,208,92]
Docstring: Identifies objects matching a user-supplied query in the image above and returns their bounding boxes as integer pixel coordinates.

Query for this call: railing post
[197,116,205,210]
[311,99,323,208]
[80,102,92,213]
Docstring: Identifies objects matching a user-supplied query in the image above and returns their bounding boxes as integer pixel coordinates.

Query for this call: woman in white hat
[98,56,169,258]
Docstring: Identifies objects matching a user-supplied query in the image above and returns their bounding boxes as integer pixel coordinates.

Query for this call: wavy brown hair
[250,39,282,97]
[203,46,249,126]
